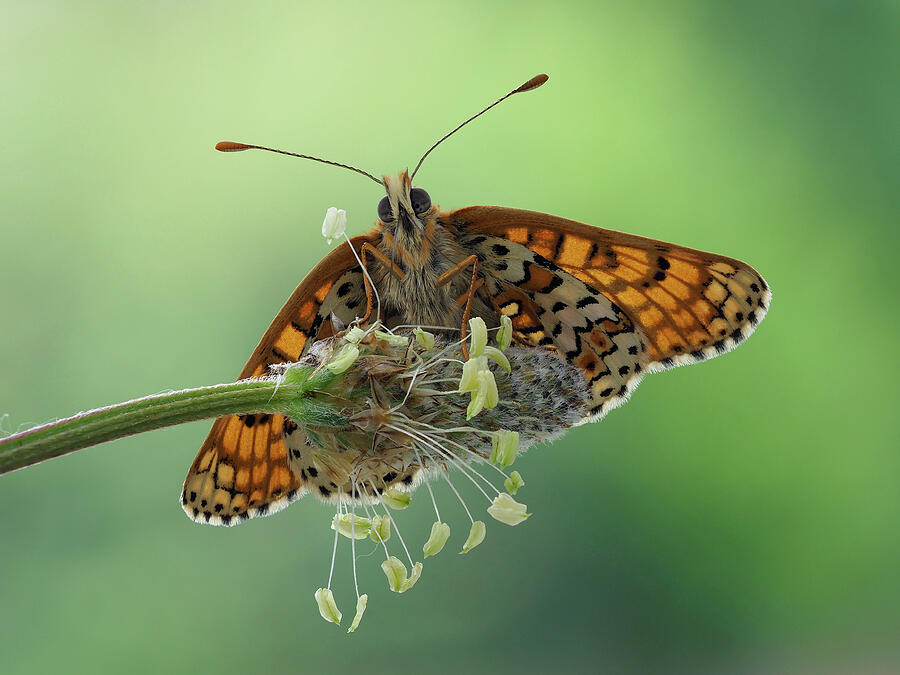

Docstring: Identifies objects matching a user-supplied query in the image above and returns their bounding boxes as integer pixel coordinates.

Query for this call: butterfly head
[376,170,436,237]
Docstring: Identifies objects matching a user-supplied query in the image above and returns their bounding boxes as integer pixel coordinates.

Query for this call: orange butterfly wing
[181,234,375,526]
[455,206,771,418]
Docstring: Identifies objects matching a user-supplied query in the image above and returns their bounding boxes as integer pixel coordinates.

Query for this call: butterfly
[182,74,770,526]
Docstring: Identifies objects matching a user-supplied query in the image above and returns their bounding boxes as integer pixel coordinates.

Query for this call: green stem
[0,377,314,476]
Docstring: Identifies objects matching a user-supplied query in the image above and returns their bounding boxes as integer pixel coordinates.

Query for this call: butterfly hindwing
[181,236,373,526]
[456,206,770,419]
[465,233,646,419]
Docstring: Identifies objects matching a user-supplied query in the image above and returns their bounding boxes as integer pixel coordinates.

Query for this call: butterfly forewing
[181,236,374,525]
[456,206,770,418]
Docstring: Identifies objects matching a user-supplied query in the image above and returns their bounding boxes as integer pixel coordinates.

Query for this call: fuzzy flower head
[276,321,590,632]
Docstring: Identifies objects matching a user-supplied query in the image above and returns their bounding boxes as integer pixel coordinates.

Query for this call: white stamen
[342,233,381,323]
[443,474,474,524]
[413,446,441,522]
[390,423,496,500]
[370,480,414,568]
[350,494,360,599]
[403,419,511,481]
[327,491,341,589]
[359,486,391,558]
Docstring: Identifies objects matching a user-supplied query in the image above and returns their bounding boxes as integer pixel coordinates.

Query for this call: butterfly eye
[409,187,432,215]
[377,196,394,223]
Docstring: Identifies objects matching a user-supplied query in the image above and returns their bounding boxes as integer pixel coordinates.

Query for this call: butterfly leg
[354,242,406,326]
[435,254,480,358]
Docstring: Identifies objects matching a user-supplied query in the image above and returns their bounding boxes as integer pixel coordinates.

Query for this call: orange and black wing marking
[181,234,375,525]
[455,206,771,420]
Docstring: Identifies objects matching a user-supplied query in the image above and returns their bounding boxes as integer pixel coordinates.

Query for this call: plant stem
[0,377,309,476]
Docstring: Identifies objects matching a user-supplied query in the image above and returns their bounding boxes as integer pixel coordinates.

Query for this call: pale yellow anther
[504,470,525,495]
[326,344,359,374]
[383,487,411,509]
[423,521,451,558]
[314,587,342,625]
[483,346,511,373]
[344,326,367,344]
[347,594,368,633]
[381,556,408,592]
[401,562,423,592]
[490,430,520,468]
[469,317,488,357]
[497,315,513,351]
[374,329,409,347]
[369,514,391,543]
[414,327,435,349]
[461,520,486,554]
[321,207,347,245]
[331,513,372,540]
[487,493,530,526]
[466,370,499,420]
[459,355,488,392]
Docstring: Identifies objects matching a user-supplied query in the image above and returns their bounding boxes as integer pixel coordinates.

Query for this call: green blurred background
[1,1,897,673]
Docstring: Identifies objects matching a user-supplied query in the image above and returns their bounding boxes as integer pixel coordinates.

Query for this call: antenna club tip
[516,73,549,93]
[215,141,252,152]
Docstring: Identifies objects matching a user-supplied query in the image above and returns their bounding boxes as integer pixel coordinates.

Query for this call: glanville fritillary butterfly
[182,73,771,526]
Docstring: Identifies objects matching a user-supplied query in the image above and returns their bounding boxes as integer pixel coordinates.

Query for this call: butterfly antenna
[410,73,548,180]
[215,141,384,186]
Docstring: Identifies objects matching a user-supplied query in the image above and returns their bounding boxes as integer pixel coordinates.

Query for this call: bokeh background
[1,1,897,673]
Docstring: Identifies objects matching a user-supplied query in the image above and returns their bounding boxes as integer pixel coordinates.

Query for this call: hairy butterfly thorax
[371,171,492,327]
